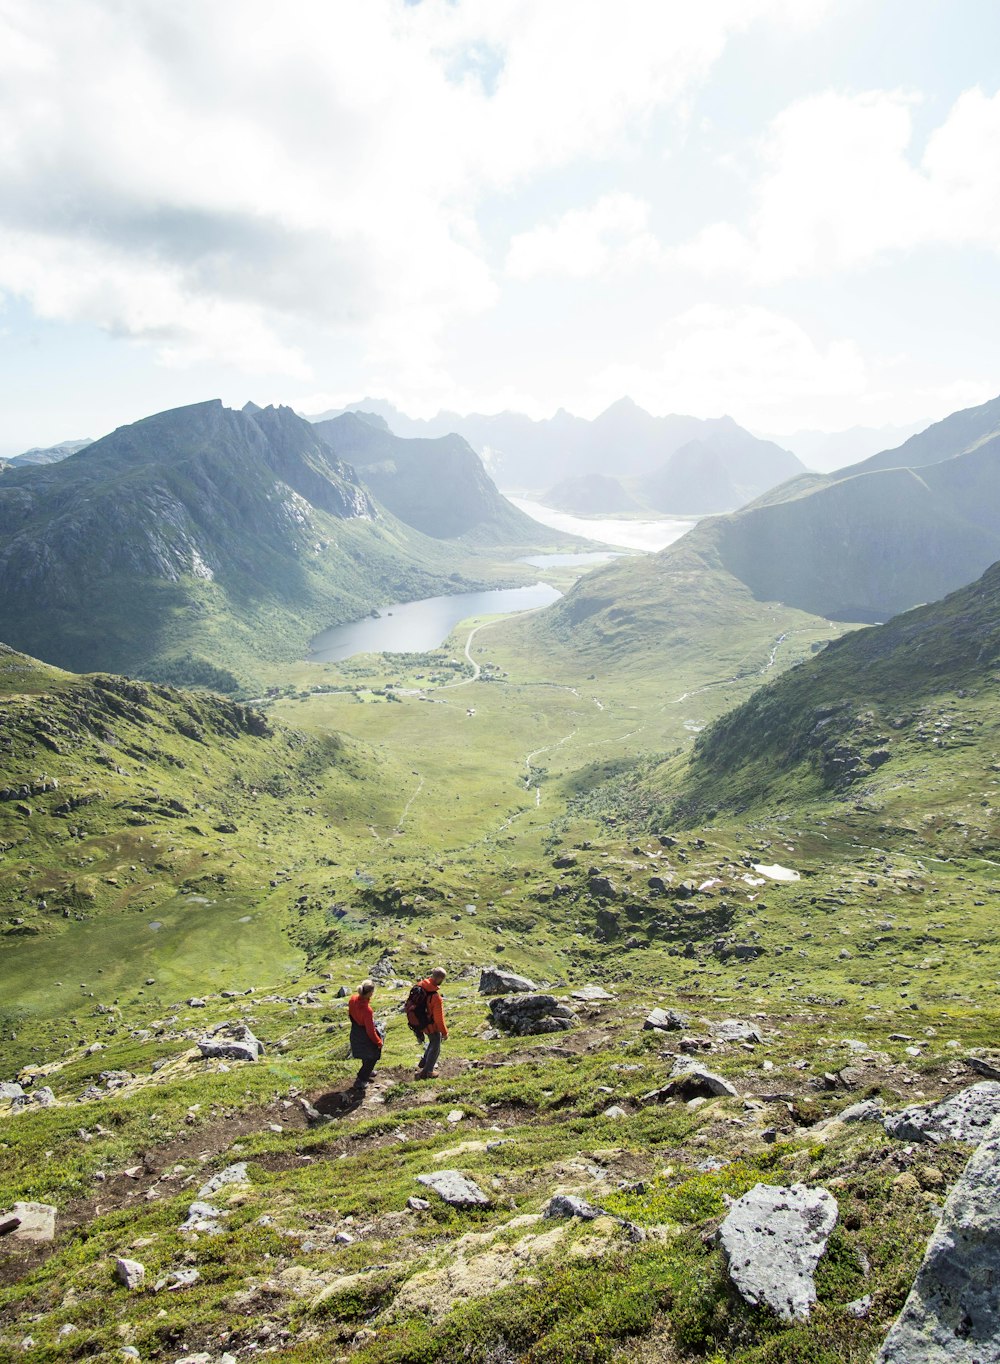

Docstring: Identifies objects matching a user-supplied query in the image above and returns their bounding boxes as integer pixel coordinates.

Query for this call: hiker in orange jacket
[414,968,447,1080]
[348,979,383,1090]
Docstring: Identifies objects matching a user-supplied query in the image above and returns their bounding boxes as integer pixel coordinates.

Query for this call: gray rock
[570,984,614,1002]
[876,1114,1000,1362]
[588,875,616,898]
[197,1162,249,1200]
[965,1056,1000,1082]
[884,1083,1000,1144]
[841,1099,884,1124]
[847,1294,873,1318]
[31,1086,56,1107]
[179,1200,226,1234]
[710,1019,764,1044]
[0,1081,25,1102]
[416,1170,490,1207]
[479,967,538,995]
[406,1196,430,1211]
[155,1267,201,1291]
[603,1105,627,1119]
[4,1202,56,1242]
[197,1022,263,1063]
[114,1257,145,1289]
[544,1194,602,1220]
[718,1183,838,1321]
[370,954,395,980]
[488,994,577,1036]
[664,1063,739,1098]
[643,1007,688,1032]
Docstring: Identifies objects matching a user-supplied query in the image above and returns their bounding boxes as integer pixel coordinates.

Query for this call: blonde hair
[360,978,376,995]
[430,967,447,982]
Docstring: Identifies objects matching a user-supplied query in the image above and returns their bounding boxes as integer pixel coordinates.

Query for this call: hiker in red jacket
[407,967,447,1079]
[348,979,383,1090]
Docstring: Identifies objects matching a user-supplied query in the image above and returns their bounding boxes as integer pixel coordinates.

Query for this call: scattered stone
[588,875,616,898]
[488,994,577,1036]
[407,1196,430,1212]
[664,1064,738,1099]
[197,1162,249,1200]
[197,1022,263,1063]
[187,997,206,1008]
[841,1099,884,1124]
[336,985,348,998]
[335,1231,355,1245]
[370,954,395,980]
[447,1110,464,1124]
[965,1056,1000,1082]
[717,1183,838,1321]
[2,1202,56,1242]
[0,1081,25,1102]
[114,1257,145,1289]
[544,1194,602,1220]
[876,1114,1000,1362]
[155,1267,201,1291]
[30,1086,56,1107]
[478,967,537,995]
[603,1105,627,1119]
[643,1007,688,1032]
[884,1083,1000,1144]
[709,1019,763,1044]
[847,1294,873,1319]
[180,1200,226,1234]
[571,984,614,1002]
[416,1170,490,1207]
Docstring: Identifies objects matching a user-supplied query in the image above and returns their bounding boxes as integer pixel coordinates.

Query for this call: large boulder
[877,1115,1000,1362]
[416,1170,490,1207]
[1,1202,57,1243]
[0,1081,25,1103]
[884,1083,1000,1144]
[643,1007,689,1032]
[717,1183,838,1321]
[197,1022,263,1063]
[488,995,577,1036]
[479,967,537,995]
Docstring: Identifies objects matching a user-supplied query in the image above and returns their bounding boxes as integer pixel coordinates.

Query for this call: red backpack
[404,983,431,1032]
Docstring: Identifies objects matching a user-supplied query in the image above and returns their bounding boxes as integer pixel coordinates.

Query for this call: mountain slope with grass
[311,411,561,544]
[0,401,535,689]
[670,555,1000,827]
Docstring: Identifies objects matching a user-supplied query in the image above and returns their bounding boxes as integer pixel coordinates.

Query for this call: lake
[308,581,562,663]
[508,496,696,552]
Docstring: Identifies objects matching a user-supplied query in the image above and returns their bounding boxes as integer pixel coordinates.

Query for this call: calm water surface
[308,582,562,663]
[508,496,696,552]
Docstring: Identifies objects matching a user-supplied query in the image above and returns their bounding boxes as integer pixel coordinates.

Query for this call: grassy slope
[2,558,1000,1361]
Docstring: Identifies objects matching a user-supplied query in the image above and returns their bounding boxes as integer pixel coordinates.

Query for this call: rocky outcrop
[416,1170,490,1207]
[877,1115,1000,1362]
[884,1083,1000,1144]
[488,994,577,1035]
[197,1022,263,1062]
[717,1183,838,1321]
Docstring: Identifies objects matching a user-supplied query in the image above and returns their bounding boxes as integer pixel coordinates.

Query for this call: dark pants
[350,1022,381,1088]
[420,1031,442,1076]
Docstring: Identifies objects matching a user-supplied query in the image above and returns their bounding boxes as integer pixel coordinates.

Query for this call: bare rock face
[416,1170,490,1207]
[884,1083,1000,1144]
[717,1183,838,1321]
[479,967,538,995]
[877,1115,1000,1363]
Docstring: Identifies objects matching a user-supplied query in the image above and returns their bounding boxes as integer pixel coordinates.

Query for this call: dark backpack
[404,984,431,1032]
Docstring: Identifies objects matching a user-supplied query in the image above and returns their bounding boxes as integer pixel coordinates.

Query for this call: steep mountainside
[311,411,554,543]
[840,390,1000,477]
[539,472,642,515]
[3,438,92,468]
[672,556,1000,826]
[532,399,1000,675]
[641,439,739,514]
[310,396,805,501]
[0,401,509,687]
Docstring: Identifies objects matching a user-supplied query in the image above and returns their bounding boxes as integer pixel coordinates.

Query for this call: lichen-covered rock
[709,1019,763,1044]
[643,1007,689,1032]
[717,1183,838,1321]
[416,1170,490,1207]
[197,1162,249,1200]
[876,1115,1000,1362]
[543,1194,603,1220]
[488,994,577,1036]
[841,1099,884,1123]
[478,967,537,995]
[114,1257,146,1289]
[197,1022,263,1062]
[884,1083,1000,1144]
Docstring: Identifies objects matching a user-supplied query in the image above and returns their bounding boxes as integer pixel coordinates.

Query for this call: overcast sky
[2,0,999,454]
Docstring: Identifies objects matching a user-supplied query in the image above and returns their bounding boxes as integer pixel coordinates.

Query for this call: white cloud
[589,304,868,428]
[677,86,1000,282]
[506,193,661,279]
[0,0,828,375]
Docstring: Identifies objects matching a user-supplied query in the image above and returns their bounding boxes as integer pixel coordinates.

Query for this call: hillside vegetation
[0,402,565,690]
